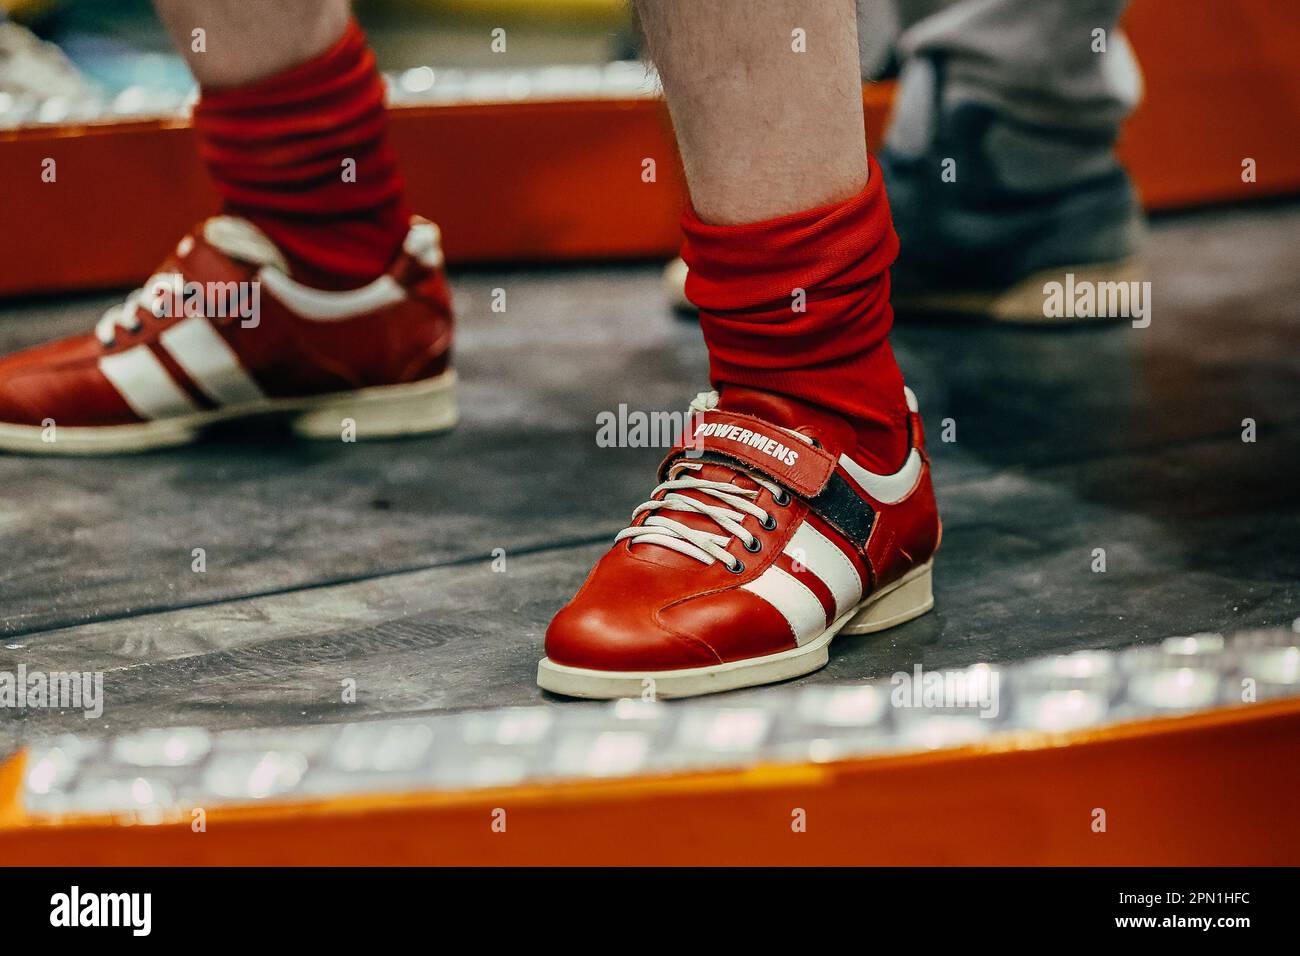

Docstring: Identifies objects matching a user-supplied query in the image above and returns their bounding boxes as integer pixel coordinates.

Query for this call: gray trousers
[858,0,1141,145]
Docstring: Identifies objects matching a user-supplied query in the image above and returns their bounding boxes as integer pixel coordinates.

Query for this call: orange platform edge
[1,0,1298,298]
[2,696,1298,865]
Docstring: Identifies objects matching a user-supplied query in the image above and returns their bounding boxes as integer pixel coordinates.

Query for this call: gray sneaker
[880,54,1145,323]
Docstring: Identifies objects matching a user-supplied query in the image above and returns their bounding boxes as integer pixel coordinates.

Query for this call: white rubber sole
[892,257,1147,323]
[0,369,457,455]
[536,560,934,700]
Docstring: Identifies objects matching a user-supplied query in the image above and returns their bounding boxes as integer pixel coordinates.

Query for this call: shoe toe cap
[0,365,50,426]
[0,335,136,427]
[544,600,721,673]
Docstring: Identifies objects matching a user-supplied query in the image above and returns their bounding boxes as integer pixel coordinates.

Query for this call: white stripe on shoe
[783,521,863,618]
[98,345,201,420]
[838,448,923,504]
[257,269,405,321]
[741,564,826,646]
[158,316,264,406]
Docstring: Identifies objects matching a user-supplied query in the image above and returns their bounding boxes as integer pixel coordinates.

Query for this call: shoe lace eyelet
[773,489,791,506]
[759,514,777,531]
[743,536,762,553]
[726,559,746,574]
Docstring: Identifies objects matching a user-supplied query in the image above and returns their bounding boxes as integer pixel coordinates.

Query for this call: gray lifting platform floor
[2,200,1298,752]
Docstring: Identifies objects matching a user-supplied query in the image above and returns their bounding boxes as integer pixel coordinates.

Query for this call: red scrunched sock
[192,20,410,290]
[680,155,909,474]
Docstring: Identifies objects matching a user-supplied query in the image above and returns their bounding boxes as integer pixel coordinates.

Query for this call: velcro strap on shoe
[660,410,838,499]
[807,472,876,552]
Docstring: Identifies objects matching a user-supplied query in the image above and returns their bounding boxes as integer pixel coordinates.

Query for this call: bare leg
[154,0,350,88]
[634,0,868,225]
[154,0,409,288]
[543,2,936,698]
[635,0,908,471]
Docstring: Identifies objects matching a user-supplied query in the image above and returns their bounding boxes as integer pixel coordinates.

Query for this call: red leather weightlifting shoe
[0,216,455,453]
[539,385,940,699]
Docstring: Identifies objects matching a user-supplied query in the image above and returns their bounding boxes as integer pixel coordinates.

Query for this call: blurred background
[4,0,640,96]
[1,0,1297,865]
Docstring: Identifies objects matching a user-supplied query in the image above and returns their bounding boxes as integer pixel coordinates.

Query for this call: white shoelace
[615,460,787,570]
[93,274,180,346]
